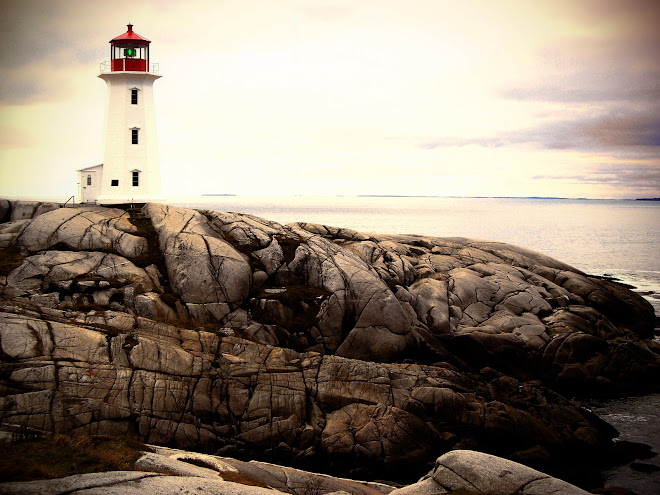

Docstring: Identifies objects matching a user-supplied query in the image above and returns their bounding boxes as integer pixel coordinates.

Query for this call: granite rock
[9,200,62,222]
[144,204,252,308]
[0,447,591,495]
[16,207,147,260]
[0,305,615,481]
[1,201,658,485]
[390,450,589,495]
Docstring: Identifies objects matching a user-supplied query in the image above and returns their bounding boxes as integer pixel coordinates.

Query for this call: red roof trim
[110,24,151,44]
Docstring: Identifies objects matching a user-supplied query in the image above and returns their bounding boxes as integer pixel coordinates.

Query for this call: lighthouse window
[131,89,138,105]
[111,180,119,187]
[86,175,92,186]
[131,129,139,144]
[132,171,139,187]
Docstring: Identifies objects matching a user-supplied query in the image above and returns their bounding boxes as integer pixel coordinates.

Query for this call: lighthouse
[78,24,163,204]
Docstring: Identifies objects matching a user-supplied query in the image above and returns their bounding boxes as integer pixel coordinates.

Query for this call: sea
[170,195,660,493]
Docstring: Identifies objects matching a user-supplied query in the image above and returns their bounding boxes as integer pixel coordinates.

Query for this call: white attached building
[79,24,163,204]
[77,164,103,203]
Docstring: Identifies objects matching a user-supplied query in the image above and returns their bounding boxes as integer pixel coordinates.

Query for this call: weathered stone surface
[0,472,162,495]
[144,204,252,309]
[390,450,589,495]
[0,305,615,482]
[322,403,440,465]
[7,251,153,293]
[4,251,156,316]
[140,445,392,495]
[135,450,232,479]
[0,447,592,495]
[15,207,147,260]
[1,201,658,489]
[0,471,281,495]
[204,212,421,362]
[9,201,61,222]
[532,265,656,338]
[113,205,660,390]
[408,278,450,335]
[133,292,176,321]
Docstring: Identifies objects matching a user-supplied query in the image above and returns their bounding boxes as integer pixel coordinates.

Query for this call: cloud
[499,79,660,105]
[573,112,660,148]
[498,30,660,106]
[3,0,660,200]
[0,1,108,70]
[535,109,660,150]
[533,163,660,192]
[420,107,660,153]
[491,0,660,155]
[0,77,42,103]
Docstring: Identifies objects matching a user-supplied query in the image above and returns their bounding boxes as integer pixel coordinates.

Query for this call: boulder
[322,403,441,465]
[0,447,593,495]
[390,450,589,495]
[9,201,61,222]
[16,207,147,260]
[408,278,450,335]
[6,251,154,295]
[3,251,156,316]
[0,219,30,248]
[134,292,177,321]
[143,204,252,309]
[0,471,281,495]
[139,445,393,495]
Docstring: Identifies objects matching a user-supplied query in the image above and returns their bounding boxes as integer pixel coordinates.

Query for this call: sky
[0,0,659,200]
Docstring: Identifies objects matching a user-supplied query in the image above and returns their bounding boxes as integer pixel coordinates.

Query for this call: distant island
[201,193,236,197]
[636,197,660,201]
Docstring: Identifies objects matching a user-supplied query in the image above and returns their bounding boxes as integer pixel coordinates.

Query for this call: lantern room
[109,23,151,72]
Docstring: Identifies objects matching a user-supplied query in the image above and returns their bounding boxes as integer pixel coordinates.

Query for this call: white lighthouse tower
[78,24,163,204]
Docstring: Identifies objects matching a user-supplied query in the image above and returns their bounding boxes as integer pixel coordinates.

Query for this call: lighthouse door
[81,171,99,203]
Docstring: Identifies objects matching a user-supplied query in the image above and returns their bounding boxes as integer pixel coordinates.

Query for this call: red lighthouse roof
[110,24,151,44]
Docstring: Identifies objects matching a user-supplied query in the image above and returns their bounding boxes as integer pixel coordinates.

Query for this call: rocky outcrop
[177,210,656,391]
[0,303,616,483]
[3,202,656,393]
[2,250,167,319]
[390,450,589,495]
[8,200,62,222]
[0,471,278,495]
[1,201,658,488]
[16,207,147,260]
[0,447,591,495]
[171,207,658,392]
[144,204,252,317]
[0,201,62,249]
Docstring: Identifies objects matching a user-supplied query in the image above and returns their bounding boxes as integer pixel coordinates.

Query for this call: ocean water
[170,195,660,493]
[586,393,660,493]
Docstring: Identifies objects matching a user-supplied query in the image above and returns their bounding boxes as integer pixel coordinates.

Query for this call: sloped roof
[110,24,151,44]
[77,164,103,172]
